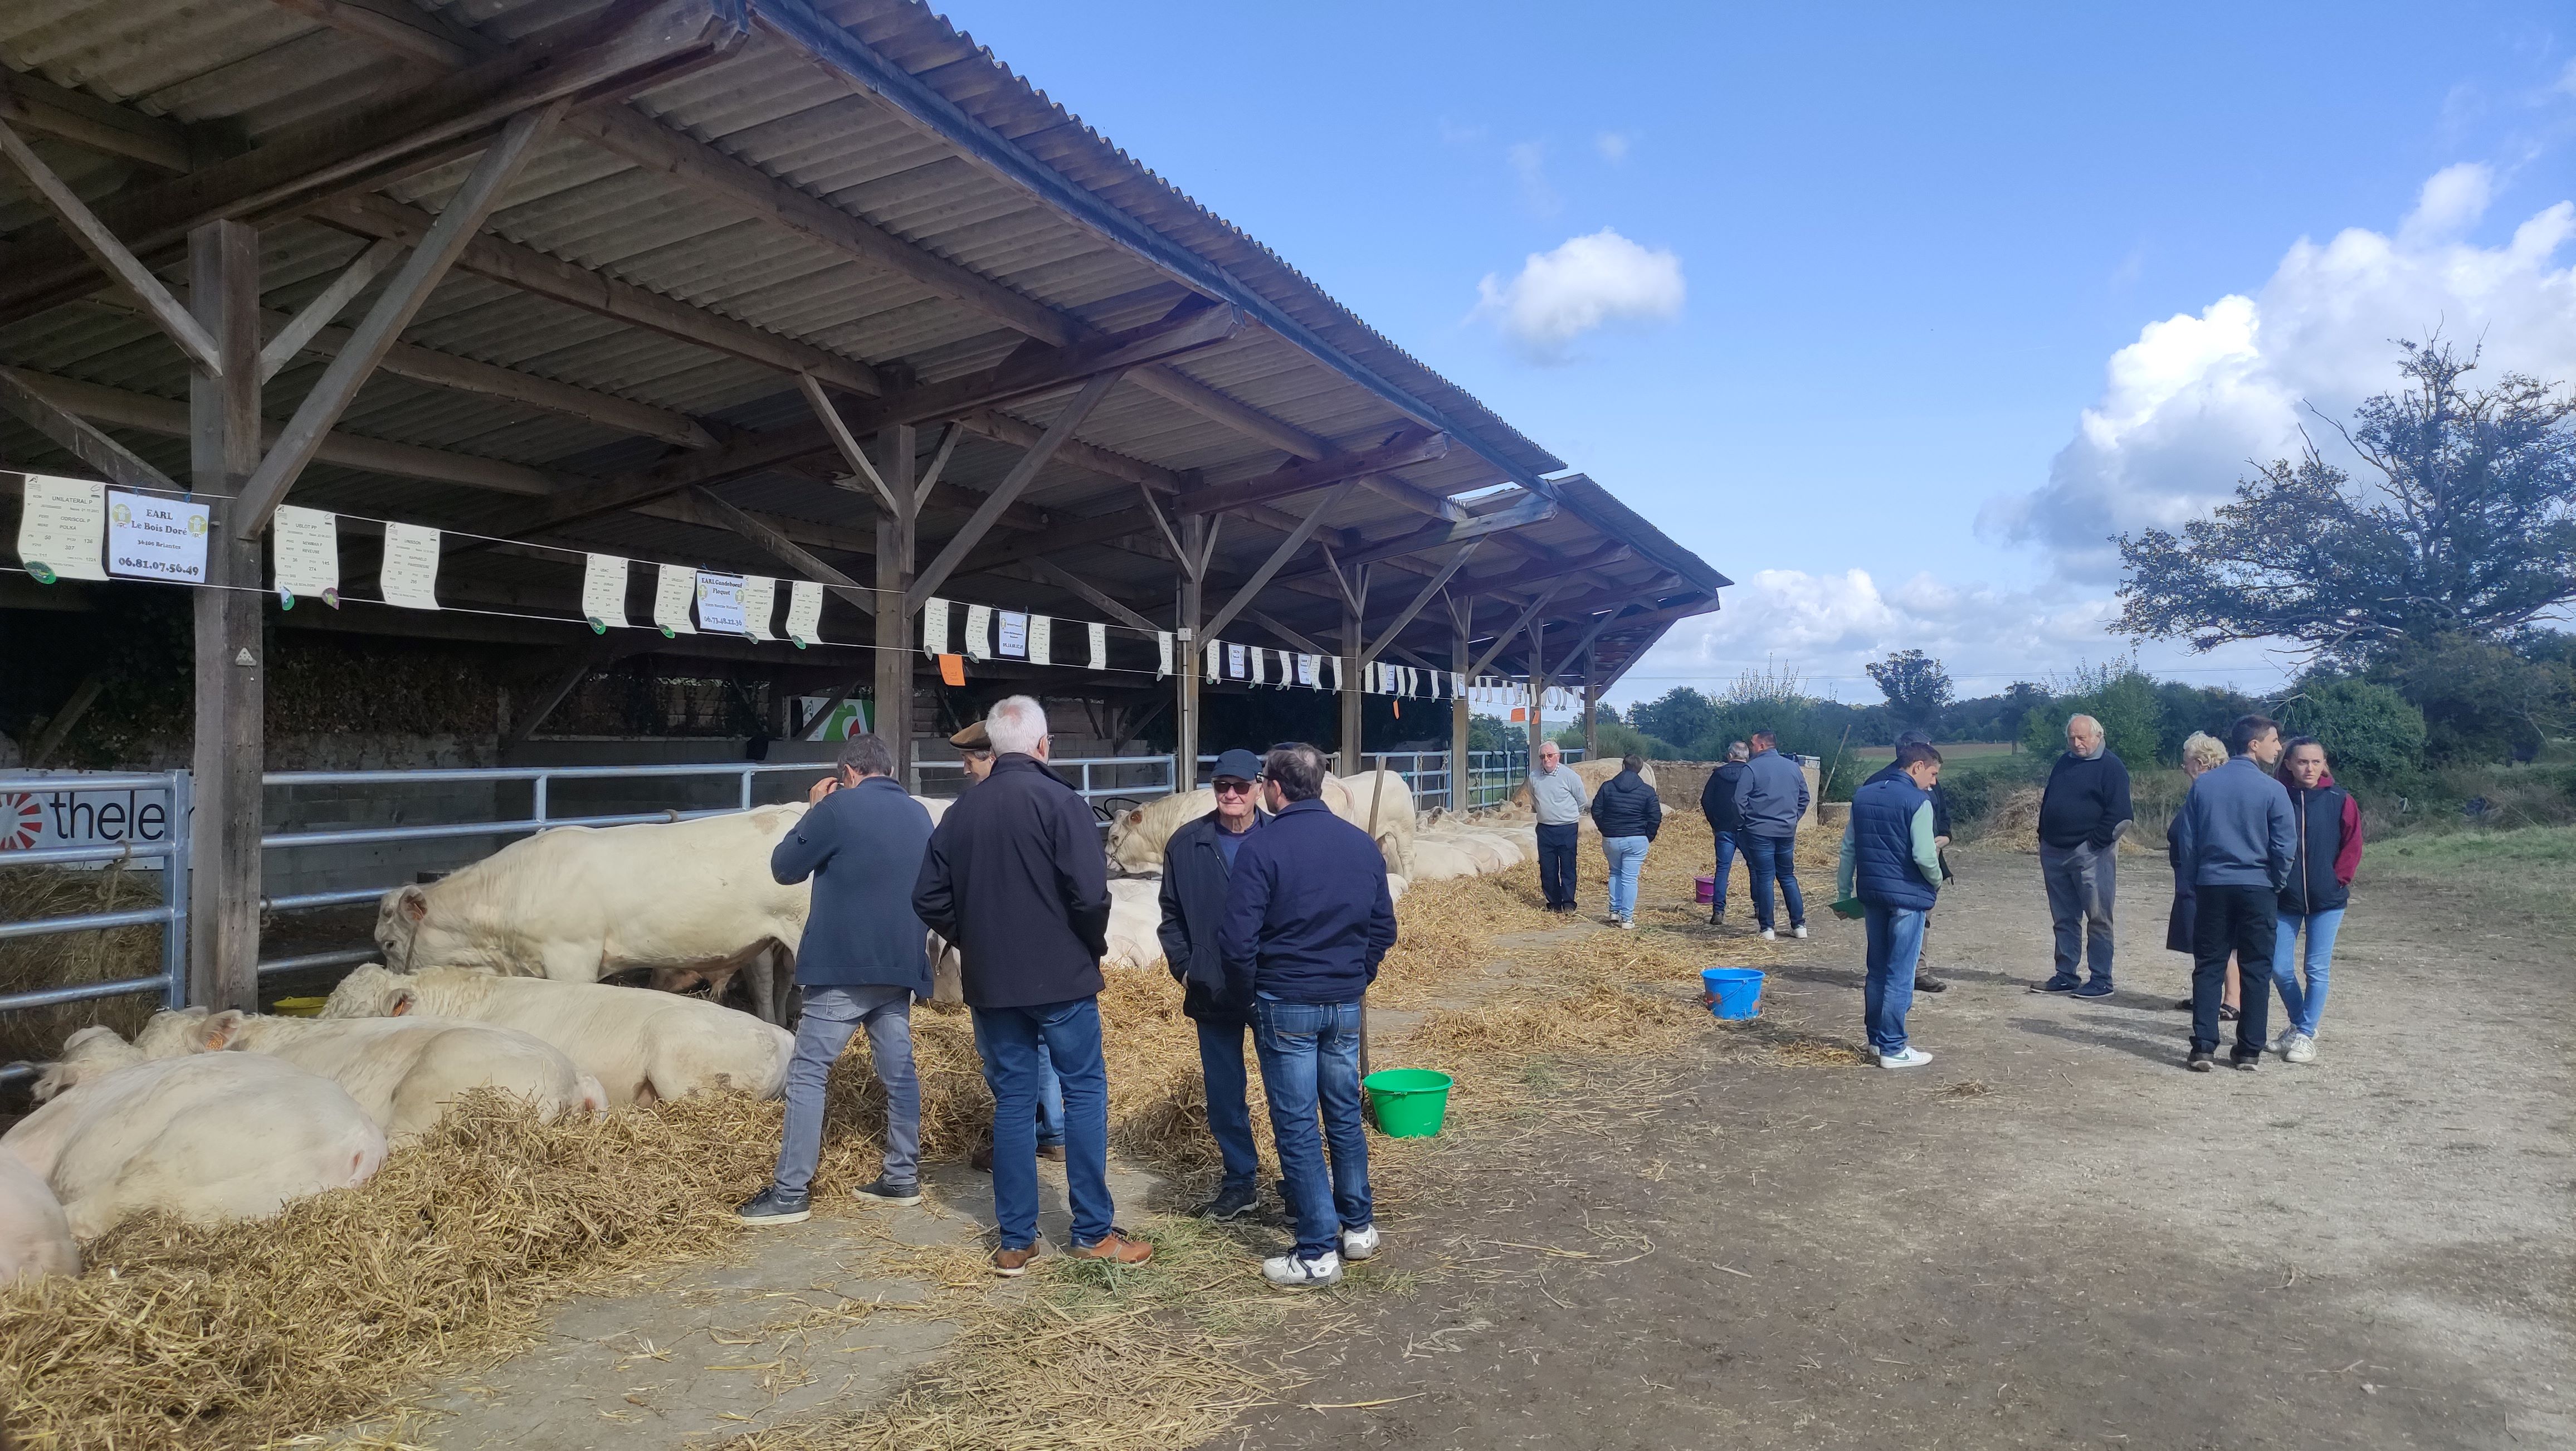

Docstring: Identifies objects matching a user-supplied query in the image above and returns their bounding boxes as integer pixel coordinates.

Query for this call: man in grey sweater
[1732,731,1811,940]
[1526,741,1589,913]
[2171,714,2296,1072]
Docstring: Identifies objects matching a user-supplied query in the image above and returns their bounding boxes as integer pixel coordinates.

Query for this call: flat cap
[949,719,991,751]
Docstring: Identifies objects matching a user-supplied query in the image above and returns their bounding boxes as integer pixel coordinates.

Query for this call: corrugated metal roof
[0,0,1721,684]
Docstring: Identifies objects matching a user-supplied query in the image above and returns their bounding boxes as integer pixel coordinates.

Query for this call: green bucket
[1363,1068,1455,1138]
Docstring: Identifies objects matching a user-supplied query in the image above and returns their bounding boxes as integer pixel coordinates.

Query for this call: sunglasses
[1212,779,1259,796]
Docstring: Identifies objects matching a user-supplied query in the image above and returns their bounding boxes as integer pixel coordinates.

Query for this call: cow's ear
[1124,809,1142,826]
[388,986,417,1017]
[200,1009,248,1051]
[398,885,430,923]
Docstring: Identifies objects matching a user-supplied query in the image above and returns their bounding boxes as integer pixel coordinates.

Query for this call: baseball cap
[1210,747,1264,783]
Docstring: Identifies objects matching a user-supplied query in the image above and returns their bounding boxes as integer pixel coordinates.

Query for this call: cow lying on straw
[0,1148,77,1283]
[323,964,793,1108]
[133,1009,603,1143]
[6,1026,385,1239]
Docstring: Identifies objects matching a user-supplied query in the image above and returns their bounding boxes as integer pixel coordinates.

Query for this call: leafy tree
[2273,678,2426,782]
[2365,634,2568,764]
[2114,341,2576,658]
[1631,687,1718,749]
[2022,669,2162,766]
[1865,649,1953,727]
[1557,719,1671,759]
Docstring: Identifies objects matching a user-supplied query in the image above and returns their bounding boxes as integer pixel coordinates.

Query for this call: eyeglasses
[1212,780,1258,796]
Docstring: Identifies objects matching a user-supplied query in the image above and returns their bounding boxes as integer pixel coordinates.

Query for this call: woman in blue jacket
[1591,754,1664,929]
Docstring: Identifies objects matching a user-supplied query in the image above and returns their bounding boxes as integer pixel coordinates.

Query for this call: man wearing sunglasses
[1155,747,1272,1221]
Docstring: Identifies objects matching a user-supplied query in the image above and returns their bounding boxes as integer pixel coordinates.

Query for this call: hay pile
[0,864,168,1067]
[1,807,1843,1450]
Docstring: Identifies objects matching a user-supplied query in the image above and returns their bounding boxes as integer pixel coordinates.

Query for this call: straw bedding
[0,864,166,1068]
[0,811,1846,1450]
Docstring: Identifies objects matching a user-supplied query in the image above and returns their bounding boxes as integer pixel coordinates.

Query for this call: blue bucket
[1701,967,1764,1020]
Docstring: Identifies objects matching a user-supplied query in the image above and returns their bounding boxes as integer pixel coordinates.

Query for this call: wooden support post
[1174,514,1204,789]
[874,423,916,771]
[1527,618,1547,759]
[1340,591,1366,775]
[1583,642,1601,762]
[187,219,263,1012]
[1450,600,1472,811]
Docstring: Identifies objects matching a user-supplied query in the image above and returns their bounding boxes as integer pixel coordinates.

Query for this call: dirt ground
[1204,844,2574,1450]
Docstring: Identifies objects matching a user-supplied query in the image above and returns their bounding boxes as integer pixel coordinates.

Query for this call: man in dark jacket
[1591,753,1663,929]
[1836,741,1945,1068]
[1861,730,1955,992]
[913,695,1149,1274]
[2033,714,2133,997]
[1221,742,1398,1290]
[1156,747,1271,1220]
[2173,714,2296,1072]
[1699,742,1750,924]
[1733,731,1812,940]
[738,734,934,1226]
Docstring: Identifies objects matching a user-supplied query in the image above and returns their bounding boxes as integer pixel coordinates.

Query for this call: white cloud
[1471,228,1685,362]
[1984,164,2576,581]
[1608,567,2299,708]
[1506,140,1557,215]
[1594,130,1632,163]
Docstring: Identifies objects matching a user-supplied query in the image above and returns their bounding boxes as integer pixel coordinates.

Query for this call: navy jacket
[1217,797,1397,1005]
[2172,756,2296,891]
[911,754,1111,1009]
[1863,761,1953,839]
[2038,751,2133,849]
[1700,760,1749,832]
[1156,807,1268,1022]
[1733,749,1809,838]
[1591,768,1664,839]
[2277,781,2353,914]
[770,776,934,993]
[1848,775,1939,912]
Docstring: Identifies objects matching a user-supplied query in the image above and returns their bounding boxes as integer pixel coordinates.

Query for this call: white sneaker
[1760,928,1777,942]
[1616,917,1636,931]
[2284,1032,2317,1064]
[1262,1249,1343,1288]
[1340,1224,1380,1260]
[1792,924,1809,939]
[2269,1028,2295,1054]
[1878,1046,1935,1069]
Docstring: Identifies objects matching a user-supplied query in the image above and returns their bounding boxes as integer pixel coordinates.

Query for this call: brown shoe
[1037,1143,1066,1163]
[1068,1229,1153,1265]
[991,1243,1040,1277]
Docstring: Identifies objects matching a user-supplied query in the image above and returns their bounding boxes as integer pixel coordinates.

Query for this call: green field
[1850,740,2021,764]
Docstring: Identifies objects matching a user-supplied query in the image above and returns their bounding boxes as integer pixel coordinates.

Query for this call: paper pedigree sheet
[270,504,339,606]
[15,475,108,582]
[739,575,777,641]
[379,523,442,609]
[652,564,697,635]
[581,554,630,630]
[785,581,824,645]
[1027,614,1052,666]
[1089,622,1108,670]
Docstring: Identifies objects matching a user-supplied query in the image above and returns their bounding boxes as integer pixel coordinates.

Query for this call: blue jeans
[1738,831,1804,931]
[2272,908,2344,1038]
[1601,835,1650,921]
[1252,997,1372,1260]
[1862,904,1926,1055]
[1033,1041,1065,1150]
[1196,1017,1260,1191]
[970,998,1113,1249]
[775,984,917,1193]
[1709,826,1739,913]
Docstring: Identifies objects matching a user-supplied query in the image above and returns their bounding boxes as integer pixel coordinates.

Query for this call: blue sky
[951,2,2576,704]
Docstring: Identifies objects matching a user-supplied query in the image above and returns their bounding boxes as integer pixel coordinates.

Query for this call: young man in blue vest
[1836,739,1944,1069]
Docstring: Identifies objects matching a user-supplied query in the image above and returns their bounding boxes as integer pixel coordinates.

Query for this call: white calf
[0,1152,77,1282]
[323,964,793,1107]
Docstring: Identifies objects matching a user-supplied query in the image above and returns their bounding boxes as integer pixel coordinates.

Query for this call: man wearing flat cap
[1156,747,1273,1221]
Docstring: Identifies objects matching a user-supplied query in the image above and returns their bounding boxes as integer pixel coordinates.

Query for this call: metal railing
[1461,747,1584,809]
[0,771,192,1061]
[1192,751,1456,810]
[914,752,1177,822]
[256,761,831,978]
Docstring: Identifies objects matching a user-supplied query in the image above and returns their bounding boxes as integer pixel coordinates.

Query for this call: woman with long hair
[2168,732,2240,1020]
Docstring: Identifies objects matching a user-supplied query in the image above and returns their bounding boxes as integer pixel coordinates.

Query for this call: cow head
[320,963,404,1018]
[374,885,431,970]
[132,1008,212,1059]
[31,1025,143,1102]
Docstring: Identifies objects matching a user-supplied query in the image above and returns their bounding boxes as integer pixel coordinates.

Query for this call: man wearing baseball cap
[1155,747,1272,1220]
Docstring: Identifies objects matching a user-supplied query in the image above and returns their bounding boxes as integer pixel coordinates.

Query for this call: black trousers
[2190,883,2277,1056]
[1536,822,1580,908]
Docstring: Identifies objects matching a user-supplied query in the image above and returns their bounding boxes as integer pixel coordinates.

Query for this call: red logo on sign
[0,794,40,851]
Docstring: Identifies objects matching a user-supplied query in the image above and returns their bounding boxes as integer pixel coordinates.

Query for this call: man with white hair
[913,695,1148,1274]
[2033,713,2133,998]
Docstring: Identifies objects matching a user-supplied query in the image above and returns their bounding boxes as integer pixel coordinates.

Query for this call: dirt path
[1206,844,2574,1450]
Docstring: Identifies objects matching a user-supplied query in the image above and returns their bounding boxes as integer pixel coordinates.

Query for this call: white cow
[134,1009,602,1142]
[322,964,793,1108]
[0,1152,77,1283]
[1103,878,1164,970]
[6,1029,385,1237]
[1106,771,1415,877]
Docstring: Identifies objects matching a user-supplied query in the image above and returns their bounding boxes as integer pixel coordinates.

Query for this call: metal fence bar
[0,971,178,1011]
[0,768,191,1019]
[258,948,378,976]
[0,905,173,941]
